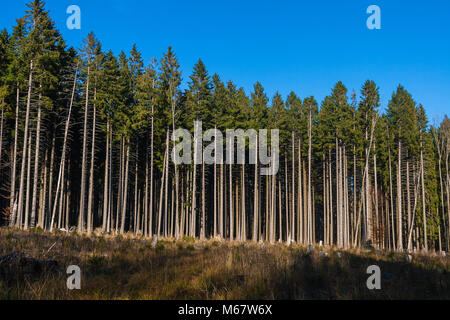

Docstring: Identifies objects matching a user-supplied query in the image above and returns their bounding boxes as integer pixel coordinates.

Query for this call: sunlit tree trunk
[87,91,97,235]
[30,88,42,228]
[420,142,427,251]
[9,86,20,226]
[79,65,90,233]
[103,119,110,233]
[50,66,78,232]
[17,61,34,229]
[23,133,32,230]
[397,140,403,251]
[120,139,130,234]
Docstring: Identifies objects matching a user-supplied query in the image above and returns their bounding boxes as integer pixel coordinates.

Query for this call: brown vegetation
[0,228,448,300]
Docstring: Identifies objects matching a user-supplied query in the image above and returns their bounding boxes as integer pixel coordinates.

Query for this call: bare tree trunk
[434,130,447,251]
[103,119,110,233]
[192,134,198,238]
[50,65,78,232]
[253,135,259,242]
[158,132,169,237]
[229,155,233,241]
[149,106,154,237]
[9,85,20,226]
[133,149,139,235]
[278,178,282,242]
[39,152,48,228]
[374,145,379,248]
[297,140,302,243]
[220,163,224,238]
[323,156,327,245]
[388,147,395,250]
[116,136,124,233]
[420,144,428,251]
[284,156,289,242]
[446,149,450,250]
[30,88,42,228]
[291,132,295,243]
[353,145,357,247]
[242,164,246,241]
[214,127,218,239]
[163,137,169,238]
[16,61,34,229]
[329,150,333,245]
[24,133,32,230]
[271,163,276,244]
[201,160,206,240]
[107,131,113,233]
[65,165,71,230]
[406,158,412,250]
[120,139,130,234]
[143,140,149,236]
[0,104,3,180]
[87,93,97,235]
[397,140,403,250]
[79,65,90,233]
[308,106,312,244]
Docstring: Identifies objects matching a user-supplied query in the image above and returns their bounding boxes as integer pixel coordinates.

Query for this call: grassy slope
[0,228,448,300]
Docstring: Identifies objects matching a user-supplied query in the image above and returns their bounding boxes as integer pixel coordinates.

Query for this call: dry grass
[0,227,448,300]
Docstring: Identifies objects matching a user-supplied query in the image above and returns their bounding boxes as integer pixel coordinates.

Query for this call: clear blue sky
[1,0,449,124]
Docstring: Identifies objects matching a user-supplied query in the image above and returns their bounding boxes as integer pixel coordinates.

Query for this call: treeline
[0,1,449,252]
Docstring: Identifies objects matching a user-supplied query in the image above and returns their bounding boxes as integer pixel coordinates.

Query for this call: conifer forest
[1,1,450,256]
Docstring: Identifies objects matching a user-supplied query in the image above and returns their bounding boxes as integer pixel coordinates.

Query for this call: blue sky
[1,0,449,124]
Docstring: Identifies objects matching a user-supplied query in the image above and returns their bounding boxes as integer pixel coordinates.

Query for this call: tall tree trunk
[220,163,224,238]
[0,103,3,182]
[24,133,32,230]
[39,152,48,229]
[241,164,246,241]
[446,149,450,250]
[143,137,149,236]
[87,98,96,235]
[47,136,55,230]
[278,178,282,242]
[406,158,412,250]
[353,145,357,247]
[374,145,379,248]
[192,133,198,238]
[79,65,90,233]
[87,88,97,235]
[133,148,139,235]
[158,132,169,237]
[16,60,34,229]
[50,65,78,232]
[214,127,218,239]
[308,106,312,244]
[253,135,259,242]
[201,161,206,240]
[149,105,154,237]
[291,132,295,243]
[9,85,20,226]
[397,140,403,250]
[229,153,233,241]
[420,144,428,251]
[103,119,110,233]
[388,147,395,250]
[297,140,302,243]
[30,88,42,228]
[120,139,130,234]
